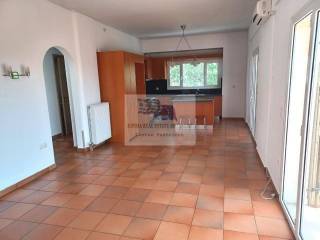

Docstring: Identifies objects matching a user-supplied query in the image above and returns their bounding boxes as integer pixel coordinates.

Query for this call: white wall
[43,48,63,136]
[246,0,311,192]
[0,0,141,191]
[0,0,80,192]
[74,12,141,107]
[141,31,248,118]
[72,12,141,145]
[246,16,275,173]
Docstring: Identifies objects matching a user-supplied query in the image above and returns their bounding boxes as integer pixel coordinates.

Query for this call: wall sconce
[2,64,30,79]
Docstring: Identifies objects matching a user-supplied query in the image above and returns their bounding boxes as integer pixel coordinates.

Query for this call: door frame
[43,46,79,148]
[281,1,320,239]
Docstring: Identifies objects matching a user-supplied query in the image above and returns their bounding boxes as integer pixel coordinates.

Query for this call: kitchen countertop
[170,94,214,102]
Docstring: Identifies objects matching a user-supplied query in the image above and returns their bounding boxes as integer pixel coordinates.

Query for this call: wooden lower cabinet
[97,51,144,144]
[214,96,222,118]
[173,101,215,125]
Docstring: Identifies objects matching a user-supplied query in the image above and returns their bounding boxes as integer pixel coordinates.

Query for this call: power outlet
[40,142,47,150]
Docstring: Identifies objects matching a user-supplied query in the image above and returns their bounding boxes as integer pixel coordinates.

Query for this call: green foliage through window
[183,63,204,87]
[168,60,220,88]
[207,63,218,86]
[169,65,180,87]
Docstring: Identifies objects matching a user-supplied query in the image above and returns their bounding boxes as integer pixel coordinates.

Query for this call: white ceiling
[49,0,257,38]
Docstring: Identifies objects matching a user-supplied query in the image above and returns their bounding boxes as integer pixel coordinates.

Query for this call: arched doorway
[43,47,76,148]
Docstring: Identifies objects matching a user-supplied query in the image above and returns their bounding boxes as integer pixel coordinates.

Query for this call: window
[167,59,222,89]
[169,64,181,87]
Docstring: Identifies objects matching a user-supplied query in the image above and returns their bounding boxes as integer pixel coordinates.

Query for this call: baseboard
[89,139,110,151]
[0,164,56,198]
[244,121,279,197]
[222,117,245,120]
[52,133,63,141]
[244,121,257,148]
[76,147,90,152]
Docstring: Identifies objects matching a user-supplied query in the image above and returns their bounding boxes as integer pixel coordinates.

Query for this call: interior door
[54,55,72,136]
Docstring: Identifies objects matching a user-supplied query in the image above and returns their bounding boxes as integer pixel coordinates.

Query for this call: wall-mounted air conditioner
[252,0,273,26]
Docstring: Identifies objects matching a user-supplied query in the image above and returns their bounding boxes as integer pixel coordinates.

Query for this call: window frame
[167,58,222,90]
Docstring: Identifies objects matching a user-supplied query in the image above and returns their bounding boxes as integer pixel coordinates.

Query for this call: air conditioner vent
[252,0,272,26]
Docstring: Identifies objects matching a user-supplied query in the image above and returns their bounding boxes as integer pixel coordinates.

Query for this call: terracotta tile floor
[0,119,294,240]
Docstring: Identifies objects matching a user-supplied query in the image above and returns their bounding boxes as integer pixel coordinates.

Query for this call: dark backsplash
[146,79,222,95]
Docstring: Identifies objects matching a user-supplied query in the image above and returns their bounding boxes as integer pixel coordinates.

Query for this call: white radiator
[88,102,112,146]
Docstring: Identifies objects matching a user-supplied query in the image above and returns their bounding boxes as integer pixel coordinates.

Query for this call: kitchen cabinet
[97,51,144,144]
[173,100,215,125]
[214,96,222,118]
[144,57,166,79]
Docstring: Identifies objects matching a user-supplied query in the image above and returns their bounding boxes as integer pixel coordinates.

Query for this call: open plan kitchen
[97,47,224,144]
[4,0,312,239]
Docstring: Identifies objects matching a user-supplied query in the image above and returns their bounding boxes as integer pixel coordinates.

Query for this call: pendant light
[171,25,199,66]
[174,25,192,52]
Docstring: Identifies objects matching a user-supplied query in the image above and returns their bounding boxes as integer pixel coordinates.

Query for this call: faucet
[195,89,200,96]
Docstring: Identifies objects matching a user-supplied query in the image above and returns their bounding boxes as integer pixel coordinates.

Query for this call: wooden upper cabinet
[144,57,166,79]
[97,51,145,144]
[135,62,146,95]
[124,53,131,93]
[144,58,153,79]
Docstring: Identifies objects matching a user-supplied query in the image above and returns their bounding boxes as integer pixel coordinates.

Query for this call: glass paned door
[282,13,312,223]
[249,51,259,136]
[301,12,320,240]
